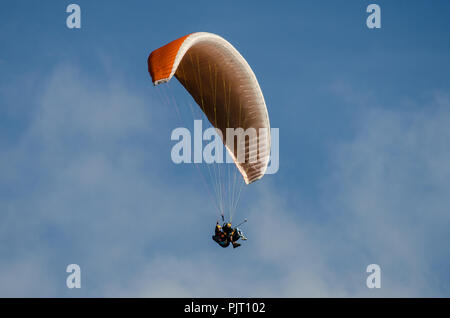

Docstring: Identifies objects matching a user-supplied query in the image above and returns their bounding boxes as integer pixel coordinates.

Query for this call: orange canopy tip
[148,33,193,84]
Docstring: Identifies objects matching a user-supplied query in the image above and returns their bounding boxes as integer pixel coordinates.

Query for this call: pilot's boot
[232,242,241,248]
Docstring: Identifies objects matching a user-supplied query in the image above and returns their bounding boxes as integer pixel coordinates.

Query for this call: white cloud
[1,65,449,297]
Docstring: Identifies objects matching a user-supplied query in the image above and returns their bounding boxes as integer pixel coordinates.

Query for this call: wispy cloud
[1,63,449,297]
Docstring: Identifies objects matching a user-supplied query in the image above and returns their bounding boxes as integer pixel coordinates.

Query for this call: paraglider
[148,32,270,248]
[212,220,248,249]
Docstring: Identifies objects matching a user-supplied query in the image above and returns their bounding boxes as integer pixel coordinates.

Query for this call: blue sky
[1,0,450,296]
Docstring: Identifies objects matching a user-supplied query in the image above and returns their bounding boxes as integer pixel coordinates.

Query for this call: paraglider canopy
[148,32,271,184]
